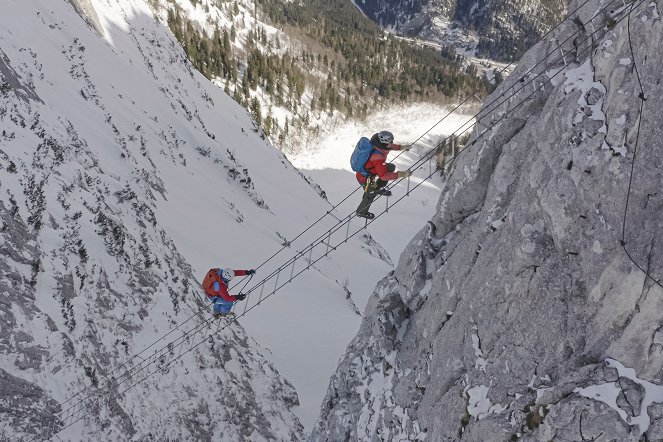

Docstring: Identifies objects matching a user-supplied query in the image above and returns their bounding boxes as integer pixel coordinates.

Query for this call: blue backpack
[350,137,384,177]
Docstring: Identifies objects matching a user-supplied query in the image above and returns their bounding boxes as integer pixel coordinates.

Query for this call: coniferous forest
[163,0,493,150]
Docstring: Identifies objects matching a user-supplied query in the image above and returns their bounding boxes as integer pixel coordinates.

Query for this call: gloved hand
[401,144,413,151]
[235,294,247,301]
[247,269,256,275]
[397,170,412,178]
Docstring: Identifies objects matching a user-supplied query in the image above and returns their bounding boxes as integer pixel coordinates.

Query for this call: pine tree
[250,97,262,126]
[233,86,243,104]
[242,75,250,98]
[165,0,492,150]
[223,29,230,52]
[264,115,272,136]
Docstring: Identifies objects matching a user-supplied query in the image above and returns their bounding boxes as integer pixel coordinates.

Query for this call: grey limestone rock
[0,50,43,103]
[0,368,61,438]
[522,396,635,441]
[313,0,663,440]
[647,403,663,440]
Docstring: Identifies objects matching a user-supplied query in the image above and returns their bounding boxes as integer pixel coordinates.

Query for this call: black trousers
[356,163,395,215]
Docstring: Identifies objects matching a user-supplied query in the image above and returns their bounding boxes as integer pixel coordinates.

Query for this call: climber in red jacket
[202,268,256,317]
[356,131,412,219]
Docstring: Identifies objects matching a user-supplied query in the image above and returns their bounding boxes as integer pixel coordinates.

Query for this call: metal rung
[257,281,265,303]
[75,403,84,419]
[189,326,200,352]
[61,408,72,422]
[289,254,298,281]
[177,332,189,359]
[273,269,280,293]
[45,420,55,437]
[151,349,163,368]
[327,211,342,222]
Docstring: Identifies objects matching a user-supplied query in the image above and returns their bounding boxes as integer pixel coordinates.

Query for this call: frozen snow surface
[0,0,416,438]
[312,0,663,440]
[575,358,663,435]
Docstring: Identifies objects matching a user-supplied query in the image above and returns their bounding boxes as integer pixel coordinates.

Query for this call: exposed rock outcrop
[68,0,105,36]
[313,0,663,439]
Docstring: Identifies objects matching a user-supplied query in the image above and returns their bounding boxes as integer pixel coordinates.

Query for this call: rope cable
[63,0,607,403]
[237,0,627,300]
[40,0,637,437]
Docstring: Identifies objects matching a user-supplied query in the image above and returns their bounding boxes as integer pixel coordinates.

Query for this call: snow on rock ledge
[68,0,105,36]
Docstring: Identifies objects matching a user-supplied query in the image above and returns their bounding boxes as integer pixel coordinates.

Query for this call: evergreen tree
[241,75,250,97]
[264,115,272,136]
[165,0,492,149]
[220,28,228,50]
[233,86,243,104]
[250,97,262,126]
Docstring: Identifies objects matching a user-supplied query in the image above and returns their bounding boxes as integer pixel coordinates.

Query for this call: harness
[362,149,386,192]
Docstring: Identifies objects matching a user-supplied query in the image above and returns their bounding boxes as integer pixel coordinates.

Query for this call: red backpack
[202,268,222,295]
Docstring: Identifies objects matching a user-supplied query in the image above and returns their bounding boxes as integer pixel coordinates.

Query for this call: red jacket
[356,143,404,184]
[202,269,249,301]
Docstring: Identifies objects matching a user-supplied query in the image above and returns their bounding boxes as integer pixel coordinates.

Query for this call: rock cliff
[312,0,663,439]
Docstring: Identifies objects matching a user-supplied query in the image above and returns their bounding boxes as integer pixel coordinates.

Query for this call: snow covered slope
[0,0,394,438]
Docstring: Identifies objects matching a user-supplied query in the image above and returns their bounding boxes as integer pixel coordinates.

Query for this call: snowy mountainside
[356,0,570,62]
[153,0,308,153]
[314,0,663,440]
[148,0,491,157]
[0,0,394,438]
